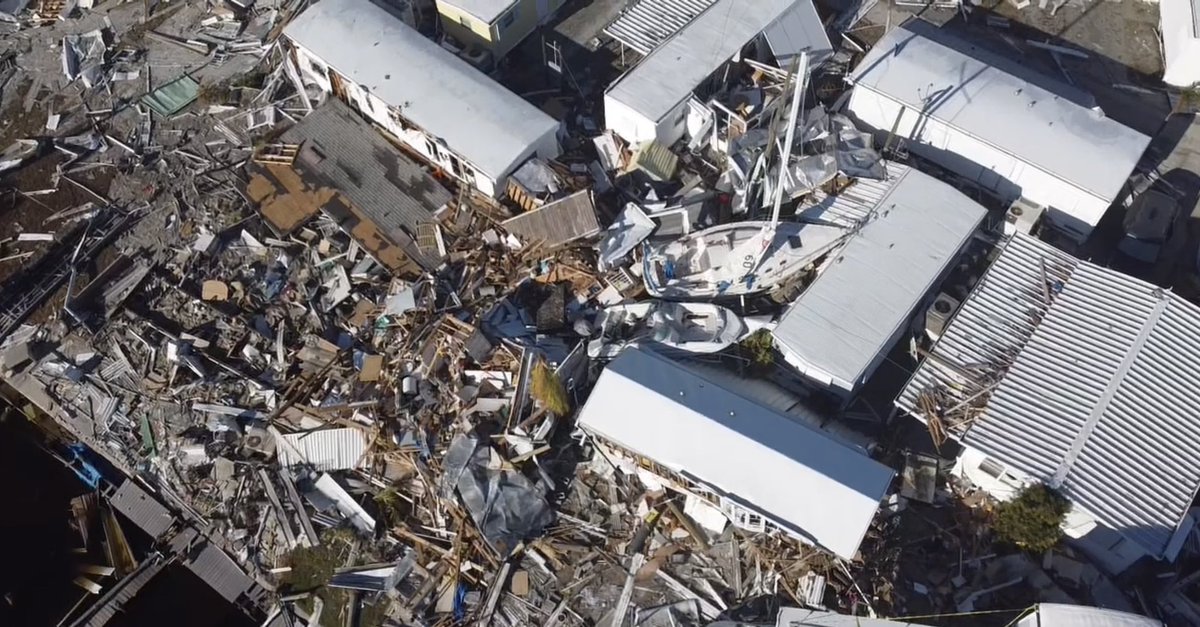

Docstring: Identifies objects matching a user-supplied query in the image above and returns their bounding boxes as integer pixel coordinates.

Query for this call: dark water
[0,411,256,627]
[0,412,93,627]
[106,565,257,627]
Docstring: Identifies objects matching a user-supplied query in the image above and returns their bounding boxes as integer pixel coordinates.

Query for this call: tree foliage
[739,329,775,373]
[993,483,1070,554]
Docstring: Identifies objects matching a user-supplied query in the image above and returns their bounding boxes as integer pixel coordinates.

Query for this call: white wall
[1160,0,1200,87]
[603,93,660,146]
[848,87,1109,241]
[604,94,692,148]
[293,42,502,198]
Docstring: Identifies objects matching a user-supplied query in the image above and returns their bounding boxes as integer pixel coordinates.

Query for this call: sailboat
[586,300,748,359]
[643,53,850,300]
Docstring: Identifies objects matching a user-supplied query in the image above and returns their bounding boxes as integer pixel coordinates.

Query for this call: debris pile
[0,0,1189,626]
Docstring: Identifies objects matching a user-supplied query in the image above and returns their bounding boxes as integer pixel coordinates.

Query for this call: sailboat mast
[768,51,809,228]
[737,52,810,284]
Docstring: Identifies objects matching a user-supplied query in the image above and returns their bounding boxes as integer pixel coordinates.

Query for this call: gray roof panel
[774,164,985,392]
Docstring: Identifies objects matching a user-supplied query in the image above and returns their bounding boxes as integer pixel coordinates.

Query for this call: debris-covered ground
[0,0,1196,626]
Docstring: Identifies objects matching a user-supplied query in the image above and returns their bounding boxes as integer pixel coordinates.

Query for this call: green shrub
[993,484,1070,554]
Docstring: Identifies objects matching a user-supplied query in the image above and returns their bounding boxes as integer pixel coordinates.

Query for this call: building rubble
[0,0,1195,626]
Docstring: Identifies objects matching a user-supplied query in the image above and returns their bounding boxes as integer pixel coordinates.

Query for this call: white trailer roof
[1160,0,1200,87]
[577,347,893,560]
[1022,604,1163,627]
[850,20,1150,203]
[774,164,985,393]
[285,0,558,180]
[605,0,829,125]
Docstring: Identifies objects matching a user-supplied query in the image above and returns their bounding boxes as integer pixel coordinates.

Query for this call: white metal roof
[277,428,368,471]
[285,0,559,180]
[437,0,518,23]
[1159,0,1200,87]
[896,233,1200,559]
[762,0,833,68]
[1022,604,1163,627]
[577,347,894,560]
[777,608,931,626]
[603,0,718,56]
[849,20,1150,203]
[774,164,985,393]
[605,0,815,124]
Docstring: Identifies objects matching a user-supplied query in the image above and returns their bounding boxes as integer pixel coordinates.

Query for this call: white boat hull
[642,221,847,299]
[587,301,748,359]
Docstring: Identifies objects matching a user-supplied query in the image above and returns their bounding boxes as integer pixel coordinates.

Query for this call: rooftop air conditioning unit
[1004,197,1046,237]
[925,292,960,342]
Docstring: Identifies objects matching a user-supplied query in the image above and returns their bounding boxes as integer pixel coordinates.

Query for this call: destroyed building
[283,0,562,198]
[0,0,1196,623]
[250,99,454,276]
[846,19,1152,243]
[896,232,1200,575]
[603,0,833,147]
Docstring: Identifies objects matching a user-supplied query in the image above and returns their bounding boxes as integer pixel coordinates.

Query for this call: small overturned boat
[642,220,849,299]
[587,301,748,359]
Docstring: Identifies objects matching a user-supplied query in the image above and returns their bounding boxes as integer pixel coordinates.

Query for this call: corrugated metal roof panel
[277,428,368,471]
[603,0,717,56]
[896,232,1200,559]
[110,479,174,540]
[185,543,254,603]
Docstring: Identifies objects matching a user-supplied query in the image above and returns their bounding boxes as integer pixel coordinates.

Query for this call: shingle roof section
[896,233,1200,558]
[281,99,452,271]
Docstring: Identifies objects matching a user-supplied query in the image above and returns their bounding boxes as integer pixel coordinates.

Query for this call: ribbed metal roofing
[185,543,255,602]
[110,479,175,540]
[798,162,920,227]
[277,428,368,471]
[896,233,1200,558]
[602,0,717,56]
